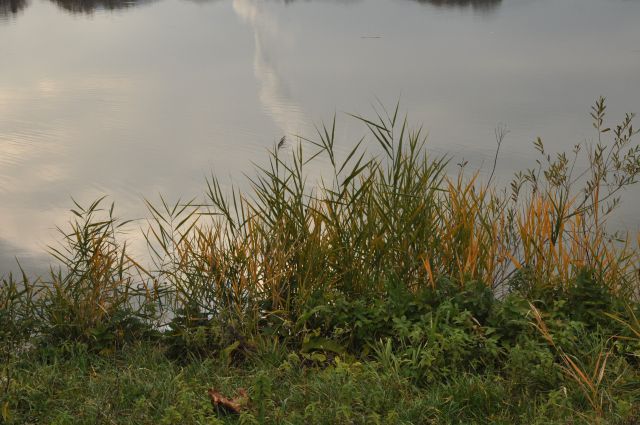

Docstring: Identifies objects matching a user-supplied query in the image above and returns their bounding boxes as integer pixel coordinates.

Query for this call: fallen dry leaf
[208,387,248,415]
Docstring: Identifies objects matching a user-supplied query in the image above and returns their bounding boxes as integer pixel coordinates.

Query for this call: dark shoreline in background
[1,0,502,19]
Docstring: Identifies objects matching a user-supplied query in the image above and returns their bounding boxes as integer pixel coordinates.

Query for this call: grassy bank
[5,332,638,425]
[2,98,640,423]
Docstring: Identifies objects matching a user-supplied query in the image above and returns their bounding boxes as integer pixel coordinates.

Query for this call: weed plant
[1,98,640,423]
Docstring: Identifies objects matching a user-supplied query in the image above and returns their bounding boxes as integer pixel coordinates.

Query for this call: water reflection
[233,0,310,140]
[52,0,153,14]
[413,0,502,13]
[0,0,28,20]
[0,238,49,278]
[280,0,360,4]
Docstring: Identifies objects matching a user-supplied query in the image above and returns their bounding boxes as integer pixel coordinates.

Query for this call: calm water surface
[1,0,640,273]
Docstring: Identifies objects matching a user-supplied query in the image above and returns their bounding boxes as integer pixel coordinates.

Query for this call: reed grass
[2,97,640,423]
[140,98,639,329]
[1,98,639,336]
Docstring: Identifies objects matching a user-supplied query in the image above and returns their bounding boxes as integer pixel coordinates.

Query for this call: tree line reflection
[54,0,140,13]
[0,0,153,17]
[1,0,501,19]
[1,0,28,19]
[414,0,501,13]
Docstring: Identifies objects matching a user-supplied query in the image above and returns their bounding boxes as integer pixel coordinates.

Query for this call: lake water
[1,0,640,274]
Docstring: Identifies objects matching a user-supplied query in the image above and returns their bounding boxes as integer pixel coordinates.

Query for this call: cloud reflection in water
[233,0,311,141]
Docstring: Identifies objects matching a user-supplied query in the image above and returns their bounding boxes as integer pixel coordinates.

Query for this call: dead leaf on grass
[207,387,248,414]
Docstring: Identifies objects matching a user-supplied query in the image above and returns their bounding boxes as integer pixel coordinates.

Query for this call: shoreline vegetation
[2,98,640,423]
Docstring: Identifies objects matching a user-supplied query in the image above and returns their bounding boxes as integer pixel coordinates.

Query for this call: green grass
[3,335,638,425]
[2,98,640,424]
